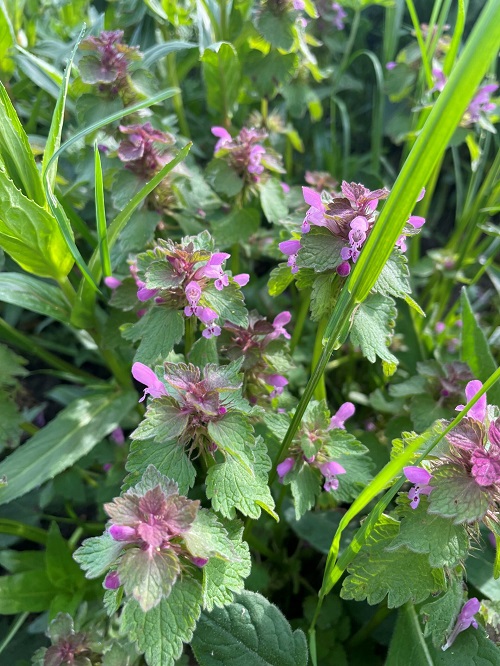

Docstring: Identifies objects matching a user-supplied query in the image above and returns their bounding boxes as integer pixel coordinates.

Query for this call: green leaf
[461,288,500,405]
[0,569,58,614]
[202,43,241,118]
[310,273,339,322]
[373,250,412,300]
[201,520,251,611]
[201,282,248,328]
[94,143,112,278]
[341,515,445,608]
[0,80,45,206]
[288,462,322,520]
[125,438,196,495]
[0,8,14,77]
[73,533,125,579]
[350,293,398,366]
[255,8,295,51]
[0,390,136,505]
[208,413,254,465]
[191,591,308,666]
[428,464,490,524]
[420,579,464,648]
[206,438,276,520]
[119,548,181,612]
[0,167,74,280]
[260,178,288,224]
[189,336,218,368]
[268,263,294,297]
[297,227,344,273]
[409,394,450,432]
[184,510,236,561]
[122,308,185,366]
[45,523,83,589]
[211,209,260,249]
[131,398,189,442]
[205,159,243,198]
[388,497,469,568]
[121,577,202,666]
[0,550,45,574]
[0,273,71,323]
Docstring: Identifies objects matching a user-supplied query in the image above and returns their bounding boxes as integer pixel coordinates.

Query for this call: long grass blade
[94,144,111,278]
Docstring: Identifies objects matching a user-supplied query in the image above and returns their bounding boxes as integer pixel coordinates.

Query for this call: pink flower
[132,362,167,402]
[109,524,136,541]
[199,307,221,338]
[404,466,433,509]
[104,276,122,289]
[302,187,327,233]
[233,273,250,286]
[279,239,301,274]
[386,61,397,70]
[442,598,480,651]
[111,427,125,445]
[277,457,295,482]
[329,402,355,429]
[319,460,346,492]
[267,374,288,398]
[456,380,487,423]
[104,571,121,590]
[211,126,232,152]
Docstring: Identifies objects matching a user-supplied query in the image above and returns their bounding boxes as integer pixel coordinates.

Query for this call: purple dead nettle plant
[74,466,239,612]
[280,181,426,277]
[222,310,293,402]
[274,400,360,518]
[106,232,248,339]
[429,70,498,128]
[78,30,142,100]
[442,598,482,651]
[404,380,500,525]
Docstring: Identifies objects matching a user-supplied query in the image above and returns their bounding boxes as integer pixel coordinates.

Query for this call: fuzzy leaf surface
[121,308,184,366]
[428,464,490,524]
[350,293,398,365]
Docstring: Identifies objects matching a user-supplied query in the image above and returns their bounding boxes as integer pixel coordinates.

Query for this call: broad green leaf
[461,288,500,405]
[45,523,83,590]
[428,464,490,524]
[0,273,71,323]
[268,263,295,297]
[142,42,198,68]
[0,167,74,280]
[350,293,398,365]
[121,308,185,366]
[310,274,339,322]
[125,438,196,495]
[0,6,14,77]
[0,550,45,574]
[0,569,58,614]
[0,390,136,505]
[297,227,344,273]
[420,579,464,648]
[201,43,241,119]
[201,283,248,328]
[288,462,322,520]
[211,209,260,249]
[260,179,288,224]
[373,250,412,300]
[205,159,243,198]
[73,533,125,579]
[341,515,445,608]
[0,80,45,205]
[119,548,180,612]
[191,591,308,666]
[200,520,251,611]
[388,497,469,568]
[131,398,188,442]
[255,8,295,51]
[189,336,218,368]
[207,413,254,465]
[184,510,236,561]
[121,577,202,666]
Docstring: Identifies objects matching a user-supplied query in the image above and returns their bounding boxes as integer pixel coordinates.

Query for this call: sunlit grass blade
[41,28,83,191]
[43,86,180,293]
[94,143,111,279]
[405,0,433,88]
[331,96,350,180]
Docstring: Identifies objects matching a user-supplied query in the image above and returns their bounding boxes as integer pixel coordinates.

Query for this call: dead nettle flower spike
[277,401,354,492]
[442,598,481,651]
[126,235,249,338]
[223,310,292,402]
[79,30,142,91]
[430,69,498,128]
[40,613,91,666]
[117,122,175,179]
[279,180,425,277]
[131,360,246,457]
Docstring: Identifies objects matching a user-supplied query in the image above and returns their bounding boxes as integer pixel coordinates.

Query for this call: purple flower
[132,362,167,402]
[279,239,301,274]
[404,466,433,509]
[111,427,125,445]
[442,598,481,651]
[104,276,122,289]
[431,67,447,93]
[109,524,137,541]
[233,273,250,286]
[191,557,209,568]
[386,61,397,70]
[435,321,446,334]
[211,126,232,152]
[104,571,121,590]
[331,2,347,30]
[302,187,327,233]
[118,122,174,179]
[465,84,498,124]
[456,380,487,423]
[199,307,221,338]
[329,402,355,429]
[277,457,295,482]
[293,0,305,9]
[319,460,346,492]
[489,419,500,446]
[267,374,288,398]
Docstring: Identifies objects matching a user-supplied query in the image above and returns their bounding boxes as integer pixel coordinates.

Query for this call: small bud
[109,524,136,541]
[104,571,121,589]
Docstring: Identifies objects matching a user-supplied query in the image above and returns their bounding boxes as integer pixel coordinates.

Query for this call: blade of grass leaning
[94,143,111,278]
[43,87,180,293]
[272,0,500,480]
[41,28,84,191]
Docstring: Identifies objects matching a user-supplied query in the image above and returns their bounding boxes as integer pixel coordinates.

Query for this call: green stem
[231,242,240,276]
[0,519,47,545]
[185,315,195,355]
[405,0,434,89]
[57,276,76,306]
[167,53,191,138]
[290,289,310,354]
[337,10,361,81]
[0,613,29,655]
[312,319,327,401]
[219,0,228,41]
[0,317,96,382]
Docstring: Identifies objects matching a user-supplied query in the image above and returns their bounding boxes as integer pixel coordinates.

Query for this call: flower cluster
[33,614,91,666]
[223,310,292,401]
[79,30,142,96]
[212,126,271,182]
[131,361,246,456]
[277,401,355,492]
[279,181,425,277]
[430,70,498,127]
[404,380,500,522]
[107,233,249,339]
[117,122,175,179]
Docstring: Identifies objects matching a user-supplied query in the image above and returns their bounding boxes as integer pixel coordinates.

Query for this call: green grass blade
[94,144,111,279]
[42,87,180,293]
[41,28,84,191]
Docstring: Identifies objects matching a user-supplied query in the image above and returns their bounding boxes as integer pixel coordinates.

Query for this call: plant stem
[167,53,191,138]
[58,275,76,305]
[185,315,195,355]
[337,10,361,81]
[231,242,240,276]
[0,613,29,655]
[0,519,47,545]
[312,319,327,401]
[290,289,310,354]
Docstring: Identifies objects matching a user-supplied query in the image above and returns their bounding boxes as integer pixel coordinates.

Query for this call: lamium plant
[0,2,499,666]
